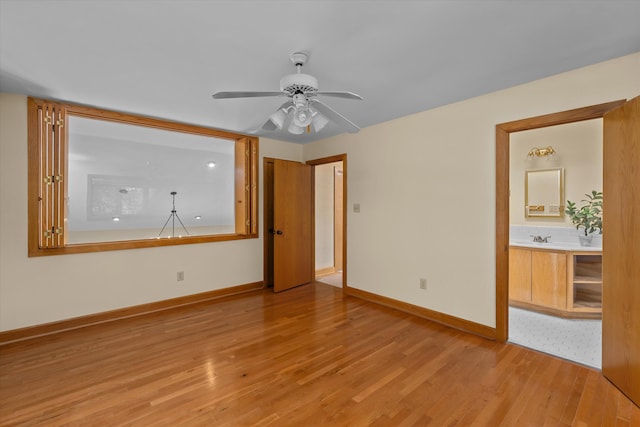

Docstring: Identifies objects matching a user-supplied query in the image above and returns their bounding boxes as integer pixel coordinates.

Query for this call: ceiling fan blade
[316,91,363,100]
[311,99,360,133]
[212,91,283,99]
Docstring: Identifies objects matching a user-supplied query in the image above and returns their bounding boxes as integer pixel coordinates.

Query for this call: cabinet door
[531,251,567,309]
[509,248,531,302]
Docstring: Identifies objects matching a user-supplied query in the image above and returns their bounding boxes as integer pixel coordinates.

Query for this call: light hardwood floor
[1,283,637,426]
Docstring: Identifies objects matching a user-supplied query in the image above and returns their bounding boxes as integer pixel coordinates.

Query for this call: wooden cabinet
[509,247,602,318]
[531,250,567,309]
[508,248,531,303]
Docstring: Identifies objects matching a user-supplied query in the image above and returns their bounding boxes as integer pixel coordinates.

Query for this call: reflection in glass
[67,116,235,243]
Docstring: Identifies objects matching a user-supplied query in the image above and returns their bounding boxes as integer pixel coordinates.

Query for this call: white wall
[303,53,640,328]
[510,119,602,226]
[0,93,302,331]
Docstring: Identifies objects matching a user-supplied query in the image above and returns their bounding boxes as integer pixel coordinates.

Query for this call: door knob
[275,230,283,235]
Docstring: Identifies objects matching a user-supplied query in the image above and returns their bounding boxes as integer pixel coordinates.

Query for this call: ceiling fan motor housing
[280,73,318,96]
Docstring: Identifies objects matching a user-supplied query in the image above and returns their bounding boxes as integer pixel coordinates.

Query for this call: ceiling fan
[212,52,362,135]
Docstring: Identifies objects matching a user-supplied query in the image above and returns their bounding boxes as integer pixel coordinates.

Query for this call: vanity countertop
[509,241,602,252]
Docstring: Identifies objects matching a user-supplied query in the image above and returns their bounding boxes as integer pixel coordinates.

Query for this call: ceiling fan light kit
[311,112,329,132]
[287,121,305,134]
[212,52,362,135]
[268,108,289,129]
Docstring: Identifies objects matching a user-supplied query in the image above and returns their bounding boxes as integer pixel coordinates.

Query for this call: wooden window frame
[27,97,258,257]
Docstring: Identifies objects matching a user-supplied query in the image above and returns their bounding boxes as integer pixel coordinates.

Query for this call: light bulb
[288,121,305,134]
[293,106,313,127]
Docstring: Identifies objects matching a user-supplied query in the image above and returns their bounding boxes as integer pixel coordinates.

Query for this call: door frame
[306,154,347,290]
[495,100,625,342]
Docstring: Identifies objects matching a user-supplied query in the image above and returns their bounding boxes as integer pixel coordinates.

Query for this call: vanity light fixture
[527,146,556,159]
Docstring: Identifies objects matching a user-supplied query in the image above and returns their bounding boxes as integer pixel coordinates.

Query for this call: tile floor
[509,306,602,369]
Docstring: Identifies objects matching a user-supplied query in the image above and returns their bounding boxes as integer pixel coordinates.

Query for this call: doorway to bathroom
[498,98,640,406]
[507,117,603,368]
[496,100,626,372]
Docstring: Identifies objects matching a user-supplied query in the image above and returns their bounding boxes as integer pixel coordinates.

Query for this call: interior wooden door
[272,159,313,292]
[602,95,639,406]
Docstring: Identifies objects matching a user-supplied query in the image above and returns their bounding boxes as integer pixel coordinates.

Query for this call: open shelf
[572,254,602,311]
[574,276,602,284]
[574,283,602,308]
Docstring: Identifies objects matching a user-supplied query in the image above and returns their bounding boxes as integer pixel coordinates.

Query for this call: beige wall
[510,119,602,226]
[1,53,638,332]
[315,161,342,271]
[0,93,302,331]
[304,53,639,327]
[314,163,334,271]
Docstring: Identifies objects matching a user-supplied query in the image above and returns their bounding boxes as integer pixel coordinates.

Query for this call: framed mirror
[525,168,564,217]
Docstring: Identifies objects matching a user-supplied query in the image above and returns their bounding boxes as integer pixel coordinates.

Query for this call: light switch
[353,203,360,213]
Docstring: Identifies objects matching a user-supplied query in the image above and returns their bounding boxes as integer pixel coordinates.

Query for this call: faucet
[530,235,551,243]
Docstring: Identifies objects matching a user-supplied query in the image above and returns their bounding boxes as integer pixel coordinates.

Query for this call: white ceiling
[1,1,639,143]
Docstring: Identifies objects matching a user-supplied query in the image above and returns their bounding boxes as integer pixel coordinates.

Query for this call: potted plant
[565,190,602,246]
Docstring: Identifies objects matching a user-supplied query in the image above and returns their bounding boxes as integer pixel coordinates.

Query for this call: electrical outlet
[177,271,184,281]
[419,278,427,290]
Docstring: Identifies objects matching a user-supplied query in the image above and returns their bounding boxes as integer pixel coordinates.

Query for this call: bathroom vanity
[509,242,602,319]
